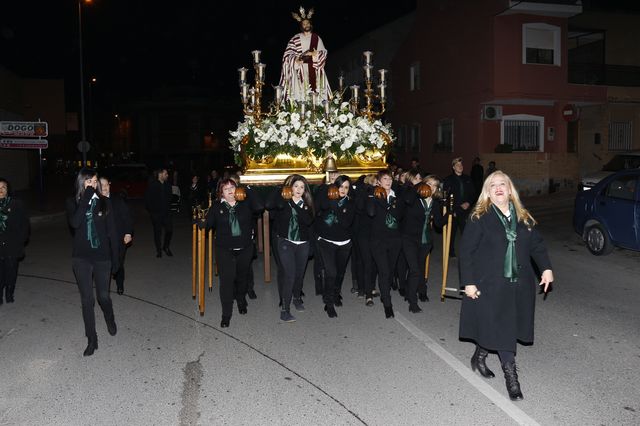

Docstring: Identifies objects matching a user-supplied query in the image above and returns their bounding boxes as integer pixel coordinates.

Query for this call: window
[410,62,420,91]
[437,119,454,152]
[501,114,544,151]
[396,125,407,152]
[608,122,633,151]
[605,175,637,201]
[410,123,421,152]
[523,23,561,66]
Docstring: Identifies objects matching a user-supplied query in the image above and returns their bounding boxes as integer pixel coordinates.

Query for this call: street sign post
[0,121,49,137]
[0,138,49,149]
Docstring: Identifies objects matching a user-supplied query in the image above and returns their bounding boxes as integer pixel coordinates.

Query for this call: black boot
[106,317,117,336]
[471,346,495,378]
[220,316,231,328]
[6,286,15,303]
[502,361,524,401]
[83,336,98,357]
[324,304,337,318]
[408,303,422,313]
[384,306,394,318]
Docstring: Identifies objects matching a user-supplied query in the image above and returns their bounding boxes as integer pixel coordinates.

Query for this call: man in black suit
[144,168,173,257]
[443,157,476,257]
[100,177,133,294]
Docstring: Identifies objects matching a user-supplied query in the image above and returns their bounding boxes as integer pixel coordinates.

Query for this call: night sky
[1,1,417,111]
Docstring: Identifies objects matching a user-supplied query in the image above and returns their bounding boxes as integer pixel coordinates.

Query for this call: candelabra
[238,50,283,127]
[348,51,387,122]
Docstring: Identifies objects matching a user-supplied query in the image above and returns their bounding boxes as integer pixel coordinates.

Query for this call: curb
[30,211,65,225]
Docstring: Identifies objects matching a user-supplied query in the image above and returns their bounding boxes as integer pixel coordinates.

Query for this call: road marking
[394,313,541,426]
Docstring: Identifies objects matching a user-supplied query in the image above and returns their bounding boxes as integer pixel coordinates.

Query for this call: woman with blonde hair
[459,171,553,401]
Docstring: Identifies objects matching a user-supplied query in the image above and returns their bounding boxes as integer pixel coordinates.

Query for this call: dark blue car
[574,169,640,255]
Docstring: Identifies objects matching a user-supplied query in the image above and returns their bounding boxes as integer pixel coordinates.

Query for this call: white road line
[395,313,541,426]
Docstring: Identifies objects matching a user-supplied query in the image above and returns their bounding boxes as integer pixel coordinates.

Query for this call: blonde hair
[363,173,377,186]
[423,174,442,199]
[471,170,536,226]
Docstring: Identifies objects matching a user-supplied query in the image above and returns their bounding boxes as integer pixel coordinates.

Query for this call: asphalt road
[0,194,638,426]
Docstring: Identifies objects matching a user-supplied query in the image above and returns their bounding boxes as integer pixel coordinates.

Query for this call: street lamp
[78,0,92,167]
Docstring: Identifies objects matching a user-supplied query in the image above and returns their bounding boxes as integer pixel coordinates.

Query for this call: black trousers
[401,237,432,305]
[276,238,309,312]
[450,210,469,255]
[216,246,253,318]
[311,231,324,296]
[371,237,402,308]
[0,257,19,301]
[72,258,113,338]
[356,234,377,297]
[396,250,408,291]
[317,239,352,306]
[350,237,361,291]
[151,214,173,252]
[114,247,128,290]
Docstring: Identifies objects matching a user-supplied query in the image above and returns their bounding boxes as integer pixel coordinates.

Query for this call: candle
[338,75,344,92]
[251,50,261,64]
[300,102,306,117]
[378,69,387,84]
[241,84,249,102]
[275,86,283,104]
[378,83,386,101]
[323,100,330,116]
[350,85,360,101]
[238,67,248,85]
[311,92,318,107]
[257,63,266,82]
[364,65,373,81]
[363,51,373,65]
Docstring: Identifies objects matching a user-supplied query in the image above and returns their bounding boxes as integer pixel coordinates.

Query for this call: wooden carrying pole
[440,194,455,302]
[263,210,271,283]
[208,230,213,292]
[198,226,205,315]
[192,212,197,300]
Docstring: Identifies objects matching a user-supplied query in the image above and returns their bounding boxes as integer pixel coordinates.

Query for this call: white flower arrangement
[229,96,394,165]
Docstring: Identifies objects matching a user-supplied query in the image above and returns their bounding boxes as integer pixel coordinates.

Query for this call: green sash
[385,195,398,230]
[0,196,10,233]
[492,203,518,282]
[223,201,241,237]
[324,197,347,226]
[288,200,303,241]
[421,199,432,245]
[86,197,100,249]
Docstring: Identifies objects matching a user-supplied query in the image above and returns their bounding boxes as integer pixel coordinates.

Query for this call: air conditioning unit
[482,105,503,120]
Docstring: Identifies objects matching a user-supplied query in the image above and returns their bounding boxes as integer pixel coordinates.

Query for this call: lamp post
[78,0,92,167]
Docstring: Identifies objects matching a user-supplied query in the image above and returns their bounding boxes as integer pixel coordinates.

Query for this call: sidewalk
[14,174,77,224]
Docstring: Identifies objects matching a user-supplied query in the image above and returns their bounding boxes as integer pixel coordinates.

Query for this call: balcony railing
[569,63,640,87]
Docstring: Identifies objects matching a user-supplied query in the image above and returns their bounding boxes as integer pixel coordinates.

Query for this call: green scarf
[385,195,398,230]
[0,197,10,233]
[492,202,518,282]
[223,201,241,237]
[288,200,303,241]
[421,199,432,245]
[86,197,100,249]
[324,197,347,226]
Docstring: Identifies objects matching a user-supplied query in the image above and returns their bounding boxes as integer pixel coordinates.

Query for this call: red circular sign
[562,104,579,122]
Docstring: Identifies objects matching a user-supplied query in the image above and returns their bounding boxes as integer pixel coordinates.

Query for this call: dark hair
[288,174,315,215]
[377,169,392,181]
[74,168,108,214]
[216,178,237,199]
[0,177,10,196]
[152,168,168,181]
[333,175,351,192]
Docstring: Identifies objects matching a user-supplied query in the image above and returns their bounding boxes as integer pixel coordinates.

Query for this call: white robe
[279,32,331,103]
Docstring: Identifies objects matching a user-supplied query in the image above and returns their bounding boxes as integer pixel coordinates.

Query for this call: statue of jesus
[279,7,332,103]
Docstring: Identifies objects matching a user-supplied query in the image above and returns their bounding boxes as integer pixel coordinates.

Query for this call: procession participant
[144,167,173,258]
[395,169,422,297]
[459,171,553,401]
[353,174,378,306]
[312,170,339,297]
[99,177,133,295]
[266,174,315,323]
[400,174,444,312]
[0,178,29,305]
[314,175,355,318]
[66,169,120,356]
[201,178,264,328]
[442,157,476,257]
[366,169,404,318]
[279,7,331,102]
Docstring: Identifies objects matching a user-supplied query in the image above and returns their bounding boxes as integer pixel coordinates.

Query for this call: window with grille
[396,125,407,152]
[410,124,421,152]
[437,119,453,152]
[502,118,542,151]
[523,23,561,66]
[608,122,632,151]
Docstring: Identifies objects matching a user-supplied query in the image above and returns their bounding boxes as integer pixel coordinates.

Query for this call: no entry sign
[562,104,579,122]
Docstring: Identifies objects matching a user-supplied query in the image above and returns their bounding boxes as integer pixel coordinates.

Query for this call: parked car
[579,151,640,191]
[103,163,149,199]
[574,169,640,255]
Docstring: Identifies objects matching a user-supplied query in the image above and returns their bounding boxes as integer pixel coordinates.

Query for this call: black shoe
[116,286,124,295]
[408,303,422,313]
[365,297,374,306]
[83,337,98,357]
[418,292,429,302]
[247,289,257,300]
[106,318,117,336]
[384,306,394,318]
[391,280,398,291]
[163,247,173,257]
[221,316,231,328]
[350,287,358,294]
[6,287,15,303]
[449,251,456,258]
[324,304,338,318]
[471,346,495,378]
[238,303,248,315]
[156,250,162,258]
[502,361,523,400]
[372,289,380,298]
[334,295,343,307]
[398,288,406,297]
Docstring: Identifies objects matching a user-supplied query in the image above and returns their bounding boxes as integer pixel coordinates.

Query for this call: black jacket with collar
[204,187,264,249]
[366,189,404,241]
[266,188,314,242]
[314,187,355,242]
[400,186,445,241]
[0,198,29,258]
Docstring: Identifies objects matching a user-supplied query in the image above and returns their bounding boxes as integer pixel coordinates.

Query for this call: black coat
[366,190,404,241]
[400,187,445,243]
[66,192,120,270]
[314,187,355,242]
[0,198,29,258]
[458,210,552,352]
[144,180,171,219]
[266,188,314,242]
[204,188,264,249]
[443,173,476,215]
[109,194,133,258]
